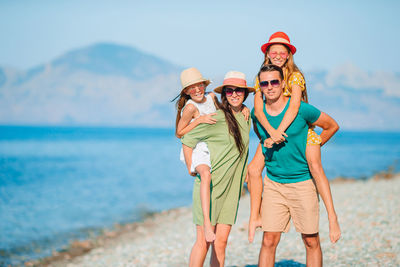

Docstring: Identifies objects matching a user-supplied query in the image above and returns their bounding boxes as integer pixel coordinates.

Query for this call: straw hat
[261,31,297,55]
[180,67,210,91]
[213,71,255,94]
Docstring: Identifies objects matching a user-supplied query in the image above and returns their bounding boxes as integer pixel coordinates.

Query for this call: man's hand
[329,216,341,243]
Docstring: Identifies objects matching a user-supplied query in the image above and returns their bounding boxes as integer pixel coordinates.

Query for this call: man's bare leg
[258,231,281,267]
[302,233,322,267]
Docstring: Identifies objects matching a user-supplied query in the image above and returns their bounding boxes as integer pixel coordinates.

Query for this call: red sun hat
[261,31,297,55]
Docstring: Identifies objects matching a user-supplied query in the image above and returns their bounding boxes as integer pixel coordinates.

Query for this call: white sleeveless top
[184,93,217,121]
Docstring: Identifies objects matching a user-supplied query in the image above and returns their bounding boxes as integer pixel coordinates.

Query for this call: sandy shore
[31,174,400,267]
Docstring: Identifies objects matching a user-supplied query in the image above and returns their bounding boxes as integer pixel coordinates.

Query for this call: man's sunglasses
[259,79,281,88]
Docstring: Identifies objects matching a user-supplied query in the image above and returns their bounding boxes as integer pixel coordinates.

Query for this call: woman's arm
[176,104,217,138]
[276,84,302,133]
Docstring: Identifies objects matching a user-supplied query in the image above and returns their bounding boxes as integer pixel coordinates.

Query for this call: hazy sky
[1,0,399,78]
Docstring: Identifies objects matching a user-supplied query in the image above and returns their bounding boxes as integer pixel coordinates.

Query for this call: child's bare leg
[248,143,264,243]
[189,225,211,267]
[196,164,216,243]
[306,145,341,243]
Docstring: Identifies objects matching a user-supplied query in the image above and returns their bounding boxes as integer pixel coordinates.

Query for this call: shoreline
[22,172,400,267]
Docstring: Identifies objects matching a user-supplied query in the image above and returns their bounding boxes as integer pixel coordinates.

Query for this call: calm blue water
[0,126,399,265]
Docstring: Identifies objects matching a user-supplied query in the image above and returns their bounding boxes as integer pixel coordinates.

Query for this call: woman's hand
[269,128,287,143]
[263,138,275,148]
[241,106,250,121]
[198,113,217,124]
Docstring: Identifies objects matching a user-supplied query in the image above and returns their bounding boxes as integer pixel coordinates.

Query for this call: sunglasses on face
[259,79,281,88]
[224,87,245,97]
[185,83,205,94]
[268,51,288,59]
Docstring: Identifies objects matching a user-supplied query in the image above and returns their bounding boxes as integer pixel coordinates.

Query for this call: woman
[247,31,341,244]
[181,71,254,267]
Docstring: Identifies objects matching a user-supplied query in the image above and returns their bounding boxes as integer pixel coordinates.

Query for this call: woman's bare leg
[196,164,216,242]
[210,224,232,267]
[248,143,265,243]
[306,145,341,243]
[189,225,211,267]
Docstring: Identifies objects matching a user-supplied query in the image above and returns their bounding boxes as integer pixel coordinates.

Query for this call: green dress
[181,110,250,225]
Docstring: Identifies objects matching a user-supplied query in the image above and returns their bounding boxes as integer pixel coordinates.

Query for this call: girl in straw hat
[181,70,254,266]
[174,67,249,244]
[247,31,341,244]
[175,67,219,243]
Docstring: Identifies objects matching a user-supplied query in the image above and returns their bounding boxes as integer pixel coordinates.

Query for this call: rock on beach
[45,175,400,267]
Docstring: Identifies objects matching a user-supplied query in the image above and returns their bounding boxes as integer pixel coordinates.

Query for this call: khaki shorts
[261,177,319,234]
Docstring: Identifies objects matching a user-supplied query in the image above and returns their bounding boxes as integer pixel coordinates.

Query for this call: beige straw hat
[214,71,255,94]
[180,67,210,91]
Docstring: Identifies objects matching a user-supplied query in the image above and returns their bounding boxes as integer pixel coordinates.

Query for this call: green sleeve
[300,102,321,124]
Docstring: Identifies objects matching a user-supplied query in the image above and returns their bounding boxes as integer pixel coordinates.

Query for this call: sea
[0,126,399,266]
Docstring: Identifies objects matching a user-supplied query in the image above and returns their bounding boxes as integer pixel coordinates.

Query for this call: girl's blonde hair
[262,45,308,103]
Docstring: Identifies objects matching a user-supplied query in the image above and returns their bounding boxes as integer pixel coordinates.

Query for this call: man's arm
[311,112,339,146]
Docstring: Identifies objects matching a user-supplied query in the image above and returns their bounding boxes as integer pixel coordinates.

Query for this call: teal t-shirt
[251,98,321,183]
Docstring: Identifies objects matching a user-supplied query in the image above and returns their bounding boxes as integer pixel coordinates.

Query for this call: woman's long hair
[172,92,190,135]
[218,88,249,156]
[261,45,308,103]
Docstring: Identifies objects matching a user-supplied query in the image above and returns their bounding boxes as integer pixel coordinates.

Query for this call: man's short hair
[258,64,284,80]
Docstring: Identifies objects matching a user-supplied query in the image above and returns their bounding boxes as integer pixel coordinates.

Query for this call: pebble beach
[31,174,400,267]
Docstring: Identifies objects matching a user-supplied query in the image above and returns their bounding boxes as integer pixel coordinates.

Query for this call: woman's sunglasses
[224,87,245,97]
[259,79,281,88]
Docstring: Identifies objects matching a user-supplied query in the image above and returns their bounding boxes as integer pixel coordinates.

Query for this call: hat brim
[214,84,255,94]
[261,42,296,55]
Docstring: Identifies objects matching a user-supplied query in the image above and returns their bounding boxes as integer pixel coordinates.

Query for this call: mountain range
[0,43,399,130]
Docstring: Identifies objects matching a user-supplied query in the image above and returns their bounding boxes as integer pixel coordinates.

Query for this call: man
[252,64,339,267]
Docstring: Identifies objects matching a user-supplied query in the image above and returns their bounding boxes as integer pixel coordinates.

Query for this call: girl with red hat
[247,31,341,245]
